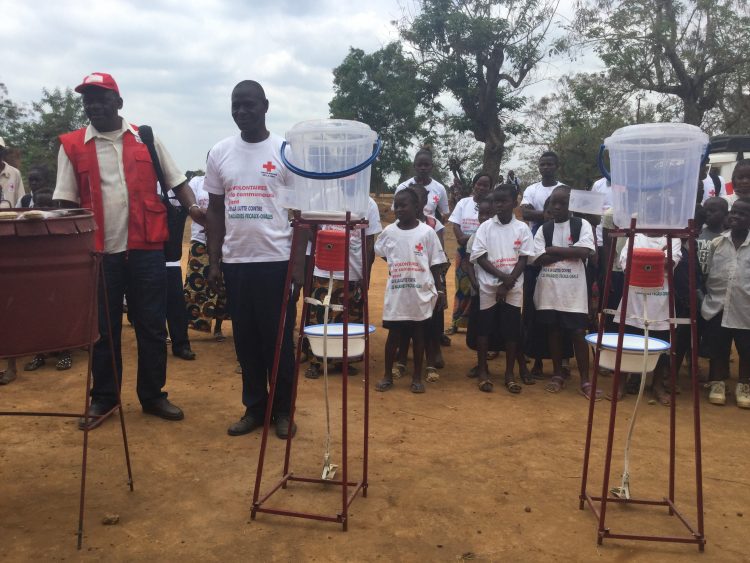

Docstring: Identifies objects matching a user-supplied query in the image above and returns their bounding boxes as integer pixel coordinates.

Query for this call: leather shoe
[78,402,114,431]
[142,398,184,421]
[275,415,297,439]
[173,348,196,361]
[228,413,262,436]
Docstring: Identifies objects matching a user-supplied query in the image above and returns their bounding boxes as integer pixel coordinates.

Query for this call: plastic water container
[599,123,709,229]
[630,248,665,288]
[281,119,380,220]
[315,230,347,272]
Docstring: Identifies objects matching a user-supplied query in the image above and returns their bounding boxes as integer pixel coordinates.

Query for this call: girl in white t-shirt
[394,183,449,383]
[448,172,492,335]
[374,188,447,394]
[531,187,597,399]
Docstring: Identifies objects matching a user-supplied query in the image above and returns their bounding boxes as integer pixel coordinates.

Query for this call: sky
[3,0,599,175]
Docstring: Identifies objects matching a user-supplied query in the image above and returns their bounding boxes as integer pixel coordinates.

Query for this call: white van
[707,135,750,195]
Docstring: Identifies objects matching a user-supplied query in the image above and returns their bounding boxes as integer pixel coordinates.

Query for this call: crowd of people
[1,72,748,442]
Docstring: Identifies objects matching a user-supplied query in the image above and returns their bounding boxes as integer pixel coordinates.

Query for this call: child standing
[375,188,447,393]
[698,197,729,274]
[532,187,597,399]
[701,198,750,408]
[723,159,750,208]
[470,184,534,393]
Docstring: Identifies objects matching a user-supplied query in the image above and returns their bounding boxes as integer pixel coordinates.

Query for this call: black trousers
[223,261,295,420]
[93,250,168,407]
[166,265,190,353]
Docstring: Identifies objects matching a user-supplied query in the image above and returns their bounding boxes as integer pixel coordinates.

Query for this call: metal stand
[579,218,705,550]
[251,211,370,530]
[0,252,134,549]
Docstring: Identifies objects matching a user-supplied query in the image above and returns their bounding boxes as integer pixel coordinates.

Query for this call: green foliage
[522,72,677,187]
[0,85,87,177]
[400,0,565,178]
[574,0,750,126]
[329,43,439,192]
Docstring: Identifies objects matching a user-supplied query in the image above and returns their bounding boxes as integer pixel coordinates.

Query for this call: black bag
[138,125,188,262]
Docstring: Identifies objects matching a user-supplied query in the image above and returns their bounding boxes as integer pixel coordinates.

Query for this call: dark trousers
[166,265,190,353]
[223,261,295,420]
[93,250,168,407]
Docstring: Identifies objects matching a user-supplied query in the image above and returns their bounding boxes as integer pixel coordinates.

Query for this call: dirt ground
[2,212,749,562]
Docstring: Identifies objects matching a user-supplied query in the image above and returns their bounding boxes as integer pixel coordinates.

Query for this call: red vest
[59,125,168,252]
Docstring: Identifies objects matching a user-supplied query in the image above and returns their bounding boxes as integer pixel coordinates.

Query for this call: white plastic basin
[304,323,376,360]
[586,333,670,373]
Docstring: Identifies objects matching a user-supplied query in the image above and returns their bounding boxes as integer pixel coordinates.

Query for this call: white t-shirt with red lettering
[204,133,294,263]
[448,196,481,238]
[313,197,383,281]
[532,219,595,314]
[188,175,210,244]
[470,216,534,310]
[374,222,447,321]
[394,178,449,217]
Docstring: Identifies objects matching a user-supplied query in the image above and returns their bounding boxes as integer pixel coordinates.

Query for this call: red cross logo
[262,161,276,173]
[514,238,522,247]
[415,243,424,252]
[432,195,439,203]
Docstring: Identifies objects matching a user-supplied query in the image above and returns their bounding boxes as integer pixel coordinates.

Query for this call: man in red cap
[53,72,205,430]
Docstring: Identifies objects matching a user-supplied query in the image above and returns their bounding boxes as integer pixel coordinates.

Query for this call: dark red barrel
[0,210,99,358]
[315,229,347,272]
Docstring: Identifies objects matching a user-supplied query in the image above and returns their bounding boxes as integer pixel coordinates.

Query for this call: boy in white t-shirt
[520,151,565,231]
[374,188,447,394]
[532,186,597,399]
[470,184,534,393]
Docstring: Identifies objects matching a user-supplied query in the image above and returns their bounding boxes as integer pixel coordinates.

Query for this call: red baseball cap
[74,72,120,95]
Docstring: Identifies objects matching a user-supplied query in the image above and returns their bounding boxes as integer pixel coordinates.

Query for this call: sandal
[545,375,566,393]
[579,381,603,401]
[214,330,226,342]
[520,371,536,385]
[392,363,406,379]
[467,366,479,379]
[24,355,46,371]
[505,376,522,394]
[410,381,426,394]
[478,379,494,393]
[305,363,321,379]
[56,352,72,371]
[531,363,545,380]
[375,379,394,392]
[653,384,672,406]
[487,351,498,360]
[425,367,440,383]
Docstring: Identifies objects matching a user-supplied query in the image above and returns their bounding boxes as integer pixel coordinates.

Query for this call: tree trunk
[481,125,506,181]
[682,96,704,126]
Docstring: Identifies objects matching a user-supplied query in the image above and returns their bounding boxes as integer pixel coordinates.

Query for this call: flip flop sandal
[56,353,72,371]
[410,381,426,394]
[478,379,494,393]
[466,366,479,379]
[305,364,321,379]
[653,384,672,406]
[520,371,536,385]
[375,379,394,392]
[425,367,440,383]
[505,378,522,394]
[214,331,226,342]
[24,355,46,371]
[579,382,603,401]
[392,363,406,379]
[545,375,566,393]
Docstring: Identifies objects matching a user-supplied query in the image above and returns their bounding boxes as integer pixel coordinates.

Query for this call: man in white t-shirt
[520,151,565,232]
[205,80,304,439]
[0,137,25,208]
[394,148,449,220]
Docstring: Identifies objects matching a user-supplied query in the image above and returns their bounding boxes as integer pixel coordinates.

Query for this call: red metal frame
[579,218,705,550]
[0,252,134,549]
[251,211,370,530]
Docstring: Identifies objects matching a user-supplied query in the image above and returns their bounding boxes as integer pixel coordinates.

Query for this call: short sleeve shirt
[448,196,481,237]
[0,162,25,206]
[395,178,449,217]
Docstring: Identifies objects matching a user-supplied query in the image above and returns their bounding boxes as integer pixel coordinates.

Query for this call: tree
[0,83,27,146]
[522,72,677,187]
[399,0,566,179]
[574,0,750,126]
[329,43,438,192]
[18,88,87,173]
